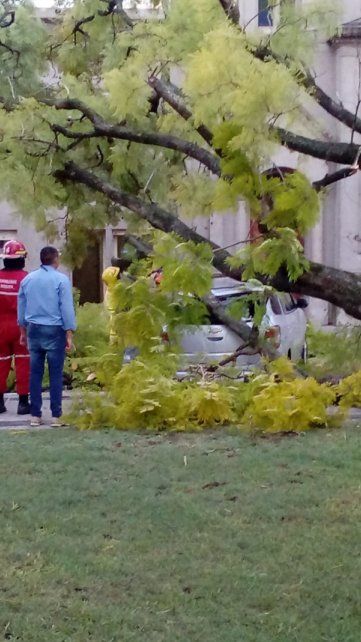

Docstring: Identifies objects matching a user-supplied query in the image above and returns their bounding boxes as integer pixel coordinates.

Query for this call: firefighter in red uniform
[0,240,30,415]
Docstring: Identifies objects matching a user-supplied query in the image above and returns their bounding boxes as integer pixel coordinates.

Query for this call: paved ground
[0,392,72,430]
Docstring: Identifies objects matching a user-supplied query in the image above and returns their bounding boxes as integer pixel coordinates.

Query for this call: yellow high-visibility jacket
[102,266,120,342]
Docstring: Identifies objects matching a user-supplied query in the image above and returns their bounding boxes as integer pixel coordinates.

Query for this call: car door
[278,293,306,358]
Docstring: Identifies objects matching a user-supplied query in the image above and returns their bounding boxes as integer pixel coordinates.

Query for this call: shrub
[337,371,361,409]
[73,303,109,357]
[65,303,111,388]
[305,325,361,379]
[242,376,338,433]
[70,356,341,433]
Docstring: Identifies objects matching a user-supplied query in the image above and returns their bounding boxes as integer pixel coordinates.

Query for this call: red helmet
[1,240,27,259]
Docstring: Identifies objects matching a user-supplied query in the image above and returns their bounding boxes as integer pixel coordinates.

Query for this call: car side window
[270,296,282,315]
[280,293,296,313]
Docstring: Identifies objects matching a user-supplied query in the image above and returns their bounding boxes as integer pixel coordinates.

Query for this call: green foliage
[228,228,309,281]
[73,302,109,357]
[72,356,241,431]
[185,24,298,156]
[65,303,111,388]
[95,232,214,355]
[243,374,338,433]
[305,325,361,379]
[0,2,47,101]
[0,0,325,284]
[267,1,340,66]
[337,371,361,409]
[262,172,319,235]
[225,284,272,327]
[171,174,217,218]
[71,356,341,433]
[0,0,343,435]
[152,233,213,297]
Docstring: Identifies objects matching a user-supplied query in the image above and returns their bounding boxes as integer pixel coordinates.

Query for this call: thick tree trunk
[54,161,361,321]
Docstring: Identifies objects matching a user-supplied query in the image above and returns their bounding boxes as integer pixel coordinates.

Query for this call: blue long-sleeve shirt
[18,265,77,331]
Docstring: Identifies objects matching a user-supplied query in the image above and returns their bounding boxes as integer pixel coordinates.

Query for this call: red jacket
[0,269,28,319]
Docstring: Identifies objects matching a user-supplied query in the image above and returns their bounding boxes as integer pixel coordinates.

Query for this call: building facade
[1,0,361,322]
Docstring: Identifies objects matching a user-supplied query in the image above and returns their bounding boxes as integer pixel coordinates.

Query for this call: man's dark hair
[3,258,25,270]
[40,246,59,266]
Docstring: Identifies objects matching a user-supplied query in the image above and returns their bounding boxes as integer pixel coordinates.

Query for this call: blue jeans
[27,324,66,418]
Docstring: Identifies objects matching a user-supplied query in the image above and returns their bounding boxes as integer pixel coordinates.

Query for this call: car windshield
[207,292,256,324]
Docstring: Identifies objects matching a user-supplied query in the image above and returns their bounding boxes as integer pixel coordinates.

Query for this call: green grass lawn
[0,427,360,641]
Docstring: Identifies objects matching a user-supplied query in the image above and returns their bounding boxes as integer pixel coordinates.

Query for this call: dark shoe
[0,394,6,414]
[17,394,31,415]
[17,402,31,415]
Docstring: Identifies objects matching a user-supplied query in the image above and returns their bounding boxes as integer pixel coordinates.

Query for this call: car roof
[211,286,264,297]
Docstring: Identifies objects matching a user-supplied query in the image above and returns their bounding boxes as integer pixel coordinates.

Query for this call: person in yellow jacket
[102,265,121,344]
[102,252,163,353]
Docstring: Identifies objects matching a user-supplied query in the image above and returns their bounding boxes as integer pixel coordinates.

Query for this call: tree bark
[218,0,240,24]
[147,76,215,148]
[278,128,361,167]
[149,77,361,170]
[52,121,221,176]
[54,161,361,321]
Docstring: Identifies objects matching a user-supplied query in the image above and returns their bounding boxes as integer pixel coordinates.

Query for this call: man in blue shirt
[18,246,76,426]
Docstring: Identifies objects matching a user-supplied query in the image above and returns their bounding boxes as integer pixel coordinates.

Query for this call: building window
[72,231,104,304]
[115,232,127,258]
[0,231,17,253]
[258,0,273,27]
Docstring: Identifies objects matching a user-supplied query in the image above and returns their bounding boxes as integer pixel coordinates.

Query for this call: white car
[178,281,308,372]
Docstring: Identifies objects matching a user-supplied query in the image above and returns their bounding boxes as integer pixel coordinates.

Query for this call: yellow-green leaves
[153,233,213,297]
[171,174,217,218]
[267,0,340,66]
[243,375,337,432]
[72,354,342,432]
[105,65,152,122]
[0,4,46,100]
[185,24,301,158]
[263,171,319,234]
[229,228,309,282]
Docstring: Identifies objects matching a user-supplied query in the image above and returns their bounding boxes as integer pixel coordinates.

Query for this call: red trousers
[0,317,30,395]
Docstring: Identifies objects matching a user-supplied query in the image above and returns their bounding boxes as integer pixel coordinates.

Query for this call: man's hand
[19,327,27,348]
[65,330,74,353]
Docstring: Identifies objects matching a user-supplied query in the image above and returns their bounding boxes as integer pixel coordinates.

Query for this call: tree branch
[313,166,359,192]
[216,0,361,135]
[148,76,361,183]
[218,0,240,25]
[0,9,15,28]
[147,76,215,148]
[253,46,361,135]
[44,88,361,186]
[0,40,20,61]
[277,127,361,166]
[51,121,221,175]
[118,234,257,346]
[302,71,361,136]
[53,161,361,320]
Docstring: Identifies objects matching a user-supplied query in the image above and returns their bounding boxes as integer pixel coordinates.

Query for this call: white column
[335,44,361,274]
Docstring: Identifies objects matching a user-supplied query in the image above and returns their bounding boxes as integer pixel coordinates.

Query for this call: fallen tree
[1,0,361,328]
